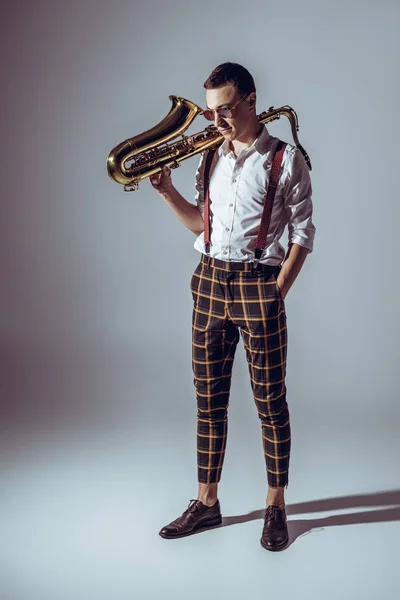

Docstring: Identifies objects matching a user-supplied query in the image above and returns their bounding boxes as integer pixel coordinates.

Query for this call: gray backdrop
[1,1,399,599]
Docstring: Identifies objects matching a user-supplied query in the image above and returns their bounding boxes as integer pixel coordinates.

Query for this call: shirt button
[232,178,236,183]
[229,203,233,207]
[223,251,228,255]
[225,227,229,231]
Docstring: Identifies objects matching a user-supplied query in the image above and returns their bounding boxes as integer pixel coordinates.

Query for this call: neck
[230,120,263,157]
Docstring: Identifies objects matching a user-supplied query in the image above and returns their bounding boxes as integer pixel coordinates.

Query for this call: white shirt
[193,125,316,265]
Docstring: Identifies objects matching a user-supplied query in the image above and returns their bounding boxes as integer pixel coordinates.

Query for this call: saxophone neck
[258,105,311,170]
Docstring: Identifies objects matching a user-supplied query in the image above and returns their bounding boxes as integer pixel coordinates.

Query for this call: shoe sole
[159,515,222,539]
[260,534,289,551]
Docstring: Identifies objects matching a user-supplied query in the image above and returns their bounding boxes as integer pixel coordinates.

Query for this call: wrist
[160,185,175,200]
[277,276,288,299]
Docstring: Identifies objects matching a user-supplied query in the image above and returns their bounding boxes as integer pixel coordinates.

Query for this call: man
[149,62,315,551]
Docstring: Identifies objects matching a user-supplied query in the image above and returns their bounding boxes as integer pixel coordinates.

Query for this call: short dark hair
[203,62,256,97]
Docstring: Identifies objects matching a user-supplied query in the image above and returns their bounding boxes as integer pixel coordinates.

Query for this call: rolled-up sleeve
[282,147,316,253]
[194,153,205,219]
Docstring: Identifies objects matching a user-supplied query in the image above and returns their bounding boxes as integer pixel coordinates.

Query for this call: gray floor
[1,406,399,600]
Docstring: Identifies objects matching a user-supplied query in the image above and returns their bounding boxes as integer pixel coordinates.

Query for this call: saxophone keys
[124,182,139,192]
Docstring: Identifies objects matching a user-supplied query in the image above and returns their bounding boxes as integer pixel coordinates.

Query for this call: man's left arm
[276,148,316,299]
[277,243,310,299]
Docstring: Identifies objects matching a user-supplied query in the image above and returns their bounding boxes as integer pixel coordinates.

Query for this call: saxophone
[106,95,312,191]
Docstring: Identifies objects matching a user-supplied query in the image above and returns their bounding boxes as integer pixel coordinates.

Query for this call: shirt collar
[218,124,271,158]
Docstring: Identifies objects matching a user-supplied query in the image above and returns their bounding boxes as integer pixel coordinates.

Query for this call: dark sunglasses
[202,94,249,121]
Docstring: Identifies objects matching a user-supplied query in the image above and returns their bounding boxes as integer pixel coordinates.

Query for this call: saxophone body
[107,95,312,192]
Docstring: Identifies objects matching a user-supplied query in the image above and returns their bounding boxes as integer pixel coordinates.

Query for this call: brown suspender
[202,140,287,264]
[254,140,286,261]
[203,148,216,257]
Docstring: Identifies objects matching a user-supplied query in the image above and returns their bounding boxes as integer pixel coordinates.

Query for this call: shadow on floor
[193,489,400,547]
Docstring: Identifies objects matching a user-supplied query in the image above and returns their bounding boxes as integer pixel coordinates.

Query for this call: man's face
[205,84,255,142]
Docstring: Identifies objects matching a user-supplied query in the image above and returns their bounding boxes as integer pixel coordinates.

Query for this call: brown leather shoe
[260,505,289,551]
[159,499,222,539]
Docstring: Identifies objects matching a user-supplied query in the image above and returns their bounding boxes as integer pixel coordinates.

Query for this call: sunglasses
[202,94,249,122]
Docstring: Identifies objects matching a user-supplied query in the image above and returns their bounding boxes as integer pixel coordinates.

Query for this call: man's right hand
[149,165,173,195]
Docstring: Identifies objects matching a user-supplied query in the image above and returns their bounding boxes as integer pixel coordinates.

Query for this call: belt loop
[207,254,211,268]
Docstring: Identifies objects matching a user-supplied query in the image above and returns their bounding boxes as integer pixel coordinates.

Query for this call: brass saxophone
[107,95,312,192]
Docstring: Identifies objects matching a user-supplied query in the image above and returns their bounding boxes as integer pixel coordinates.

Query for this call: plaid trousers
[190,254,290,488]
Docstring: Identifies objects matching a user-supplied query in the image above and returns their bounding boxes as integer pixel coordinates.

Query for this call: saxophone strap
[203,140,287,262]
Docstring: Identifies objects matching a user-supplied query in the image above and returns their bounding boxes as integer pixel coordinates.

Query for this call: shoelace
[264,505,285,522]
[186,499,202,513]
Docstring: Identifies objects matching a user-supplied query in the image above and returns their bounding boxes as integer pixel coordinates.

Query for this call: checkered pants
[190,254,290,488]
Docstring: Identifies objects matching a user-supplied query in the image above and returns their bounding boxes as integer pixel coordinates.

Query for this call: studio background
[1,1,399,599]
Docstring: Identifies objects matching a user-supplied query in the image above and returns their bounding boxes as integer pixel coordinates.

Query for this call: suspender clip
[252,248,262,274]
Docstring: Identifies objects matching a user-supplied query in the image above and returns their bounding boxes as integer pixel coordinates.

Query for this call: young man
[150,62,315,551]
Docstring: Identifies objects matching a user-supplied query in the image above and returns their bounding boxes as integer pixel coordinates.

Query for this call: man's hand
[149,165,173,195]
